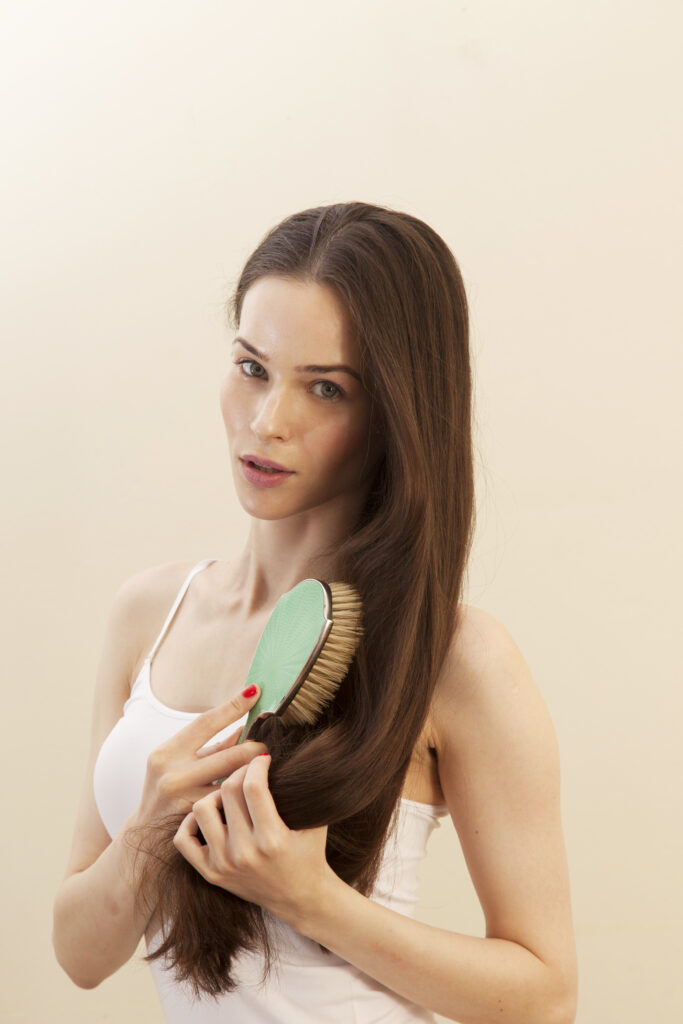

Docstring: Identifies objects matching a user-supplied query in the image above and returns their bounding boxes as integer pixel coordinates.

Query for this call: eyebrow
[233,337,362,383]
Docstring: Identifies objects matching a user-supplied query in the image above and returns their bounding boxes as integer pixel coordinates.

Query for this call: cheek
[219,375,245,433]
[219,373,231,412]
[302,414,369,471]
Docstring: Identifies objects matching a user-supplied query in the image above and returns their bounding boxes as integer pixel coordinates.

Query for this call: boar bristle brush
[237,579,363,744]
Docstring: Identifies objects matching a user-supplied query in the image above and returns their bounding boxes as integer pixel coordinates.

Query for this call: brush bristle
[282,582,363,727]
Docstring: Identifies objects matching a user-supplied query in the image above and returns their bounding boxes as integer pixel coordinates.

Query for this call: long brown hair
[129,201,475,997]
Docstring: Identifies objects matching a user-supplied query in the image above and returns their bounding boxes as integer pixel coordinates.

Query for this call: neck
[222,494,365,617]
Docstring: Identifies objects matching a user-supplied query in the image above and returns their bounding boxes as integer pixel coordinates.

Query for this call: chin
[235,487,348,523]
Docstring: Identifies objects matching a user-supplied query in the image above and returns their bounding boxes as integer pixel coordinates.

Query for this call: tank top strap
[147,558,216,663]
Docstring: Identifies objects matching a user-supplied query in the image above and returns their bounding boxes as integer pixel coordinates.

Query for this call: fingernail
[258,752,270,757]
[242,684,258,698]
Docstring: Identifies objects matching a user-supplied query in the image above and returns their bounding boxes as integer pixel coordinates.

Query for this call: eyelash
[234,359,345,401]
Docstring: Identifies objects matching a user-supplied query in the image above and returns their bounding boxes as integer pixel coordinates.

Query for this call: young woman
[53,202,577,1023]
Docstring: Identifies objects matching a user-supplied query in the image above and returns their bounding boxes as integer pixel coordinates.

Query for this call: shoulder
[106,559,200,685]
[112,558,199,614]
[431,604,558,767]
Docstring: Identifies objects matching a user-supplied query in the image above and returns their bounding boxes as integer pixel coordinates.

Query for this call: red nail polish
[258,752,270,757]
[242,684,258,698]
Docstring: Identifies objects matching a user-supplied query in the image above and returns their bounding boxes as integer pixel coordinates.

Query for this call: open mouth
[241,457,293,475]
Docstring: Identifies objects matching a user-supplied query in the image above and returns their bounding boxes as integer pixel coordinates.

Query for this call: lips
[240,454,293,473]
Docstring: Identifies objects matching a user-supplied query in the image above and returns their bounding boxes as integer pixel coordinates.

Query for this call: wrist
[285,865,350,939]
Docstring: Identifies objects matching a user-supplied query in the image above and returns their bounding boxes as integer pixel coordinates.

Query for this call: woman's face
[220,275,383,522]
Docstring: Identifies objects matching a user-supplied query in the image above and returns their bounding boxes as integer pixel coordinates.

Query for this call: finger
[198,730,268,760]
[158,783,220,819]
[220,763,254,842]
[173,810,207,864]
[183,739,269,791]
[169,686,262,752]
[242,754,283,840]
[180,755,265,804]
[196,724,243,757]
[192,789,229,851]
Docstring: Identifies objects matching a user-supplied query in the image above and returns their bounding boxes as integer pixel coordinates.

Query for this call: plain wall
[1,1,681,1021]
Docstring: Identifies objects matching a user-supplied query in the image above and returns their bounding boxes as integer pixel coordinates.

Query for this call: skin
[175,276,579,1022]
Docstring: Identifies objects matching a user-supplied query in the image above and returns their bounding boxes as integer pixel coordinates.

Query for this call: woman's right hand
[134,685,267,828]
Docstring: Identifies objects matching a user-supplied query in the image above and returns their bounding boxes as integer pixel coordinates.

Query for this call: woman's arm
[53,809,155,989]
[52,571,159,988]
[52,566,268,988]
[293,608,578,1024]
[181,606,577,1024]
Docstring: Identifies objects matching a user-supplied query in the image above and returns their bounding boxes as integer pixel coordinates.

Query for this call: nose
[249,382,293,443]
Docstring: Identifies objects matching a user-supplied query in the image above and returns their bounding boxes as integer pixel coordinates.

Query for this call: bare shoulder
[431,604,558,760]
[59,559,199,878]
[109,559,200,685]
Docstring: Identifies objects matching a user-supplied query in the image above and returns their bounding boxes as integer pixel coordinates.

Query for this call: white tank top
[93,559,449,1023]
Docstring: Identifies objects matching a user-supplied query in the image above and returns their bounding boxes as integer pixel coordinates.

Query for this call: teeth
[252,462,281,473]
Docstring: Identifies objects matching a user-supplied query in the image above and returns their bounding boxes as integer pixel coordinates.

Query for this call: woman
[53,202,578,1023]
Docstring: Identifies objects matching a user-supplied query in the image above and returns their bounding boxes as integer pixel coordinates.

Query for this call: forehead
[239,276,358,360]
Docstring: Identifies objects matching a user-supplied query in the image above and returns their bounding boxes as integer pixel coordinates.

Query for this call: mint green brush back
[237,578,363,744]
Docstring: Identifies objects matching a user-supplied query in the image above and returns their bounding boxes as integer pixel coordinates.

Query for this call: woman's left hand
[173,753,332,927]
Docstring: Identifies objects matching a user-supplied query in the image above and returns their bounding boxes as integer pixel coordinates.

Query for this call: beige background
[2,1,681,1021]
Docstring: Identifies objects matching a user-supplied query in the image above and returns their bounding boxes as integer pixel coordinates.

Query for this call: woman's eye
[236,359,266,378]
[312,381,343,401]
[235,360,342,401]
